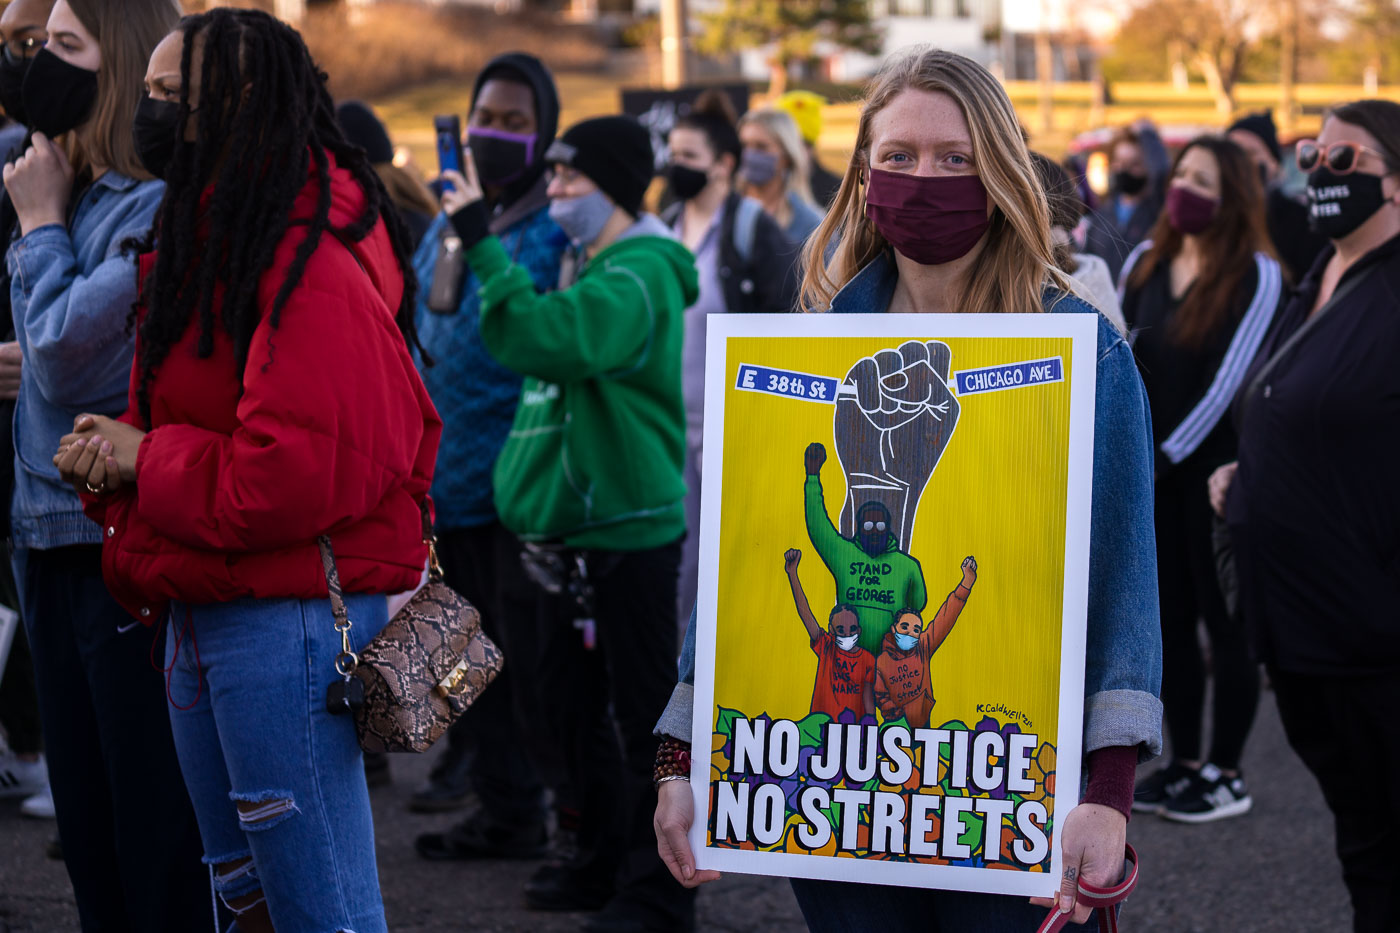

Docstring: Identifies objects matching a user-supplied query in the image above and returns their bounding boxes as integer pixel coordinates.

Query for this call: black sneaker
[1162,763,1253,823]
[1132,761,1196,814]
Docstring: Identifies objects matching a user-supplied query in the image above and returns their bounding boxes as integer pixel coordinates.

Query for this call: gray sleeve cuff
[1083,688,1164,763]
[653,681,693,740]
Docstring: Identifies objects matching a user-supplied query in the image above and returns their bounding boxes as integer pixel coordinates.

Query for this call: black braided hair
[131,8,427,428]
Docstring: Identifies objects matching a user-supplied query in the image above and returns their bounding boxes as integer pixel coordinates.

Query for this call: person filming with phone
[408,50,564,864]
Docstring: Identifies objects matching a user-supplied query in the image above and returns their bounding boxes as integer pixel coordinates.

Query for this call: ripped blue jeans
[165,595,389,933]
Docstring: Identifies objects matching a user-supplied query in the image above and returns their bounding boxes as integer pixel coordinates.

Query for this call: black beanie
[544,116,654,217]
[1227,111,1281,164]
[336,101,394,165]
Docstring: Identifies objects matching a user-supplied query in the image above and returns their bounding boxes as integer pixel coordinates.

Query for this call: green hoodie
[473,222,698,550]
[804,474,927,655]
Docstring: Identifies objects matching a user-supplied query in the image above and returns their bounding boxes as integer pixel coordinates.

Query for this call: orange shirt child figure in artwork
[784,548,876,720]
[875,557,978,726]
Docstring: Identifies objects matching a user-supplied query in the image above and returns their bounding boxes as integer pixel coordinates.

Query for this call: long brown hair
[799,47,1069,314]
[1126,136,1275,348]
[67,0,180,179]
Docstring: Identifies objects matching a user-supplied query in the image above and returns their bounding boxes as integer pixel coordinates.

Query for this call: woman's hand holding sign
[655,780,721,889]
[1029,803,1128,924]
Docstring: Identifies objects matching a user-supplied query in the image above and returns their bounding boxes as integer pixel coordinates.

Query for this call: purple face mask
[1165,185,1219,235]
[467,126,538,187]
[864,168,991,266]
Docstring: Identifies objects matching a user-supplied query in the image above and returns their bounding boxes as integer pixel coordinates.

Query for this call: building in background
[630,0,1123,84]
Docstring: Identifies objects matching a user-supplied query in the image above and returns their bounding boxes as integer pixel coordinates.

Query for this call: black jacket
[1121,251,1283,478]
[1227,234,1400,673]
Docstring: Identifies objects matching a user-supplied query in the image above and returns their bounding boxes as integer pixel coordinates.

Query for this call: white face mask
[835,633,858,652]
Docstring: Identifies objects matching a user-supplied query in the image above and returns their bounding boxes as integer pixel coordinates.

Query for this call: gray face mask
[741,148,781,186]
[549,189,615,246]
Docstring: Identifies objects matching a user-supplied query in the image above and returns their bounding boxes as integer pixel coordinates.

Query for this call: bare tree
[694,0,882,95]
[1114,0,1258,116]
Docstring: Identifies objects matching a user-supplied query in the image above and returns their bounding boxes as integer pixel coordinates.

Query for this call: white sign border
[690,312,1099,899]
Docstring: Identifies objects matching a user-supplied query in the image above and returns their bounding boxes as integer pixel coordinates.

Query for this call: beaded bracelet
[654,736,692,787]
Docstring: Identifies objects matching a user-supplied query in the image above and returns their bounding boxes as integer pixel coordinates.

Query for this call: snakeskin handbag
[316,512,503,753]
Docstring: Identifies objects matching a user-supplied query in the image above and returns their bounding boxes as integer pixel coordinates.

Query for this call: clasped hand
[53,414,145,497]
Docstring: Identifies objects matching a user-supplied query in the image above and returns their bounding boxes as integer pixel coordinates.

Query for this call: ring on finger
[85,481,105,494]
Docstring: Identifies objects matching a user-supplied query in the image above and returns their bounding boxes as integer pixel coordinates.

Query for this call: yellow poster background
[712,334,1074,742]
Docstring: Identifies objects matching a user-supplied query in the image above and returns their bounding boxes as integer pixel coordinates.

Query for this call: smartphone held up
[434,114,463,192]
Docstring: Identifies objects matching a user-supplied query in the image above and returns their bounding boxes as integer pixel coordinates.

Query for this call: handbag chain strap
[317,535,358,677]
[317,500,436,679]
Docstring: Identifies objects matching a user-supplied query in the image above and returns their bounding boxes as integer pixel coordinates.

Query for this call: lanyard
[1035,845,1139,933]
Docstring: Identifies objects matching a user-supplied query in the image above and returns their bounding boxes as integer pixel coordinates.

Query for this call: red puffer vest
[84,157,442,622]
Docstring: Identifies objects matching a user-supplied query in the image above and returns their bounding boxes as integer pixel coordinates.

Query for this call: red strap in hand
[1035,844,1138,933]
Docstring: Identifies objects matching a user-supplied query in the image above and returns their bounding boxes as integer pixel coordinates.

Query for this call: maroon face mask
[865,168,991,265]
[1166,185,1219,235]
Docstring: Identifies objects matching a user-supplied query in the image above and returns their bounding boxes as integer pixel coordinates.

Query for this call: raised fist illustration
[784,548,801,572]
[832,340,960,546]
[804,442,826,476]
[961,556,978,588]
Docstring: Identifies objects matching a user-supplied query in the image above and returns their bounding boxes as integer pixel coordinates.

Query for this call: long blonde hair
[799,47,1069,313]
[739,107,815,206]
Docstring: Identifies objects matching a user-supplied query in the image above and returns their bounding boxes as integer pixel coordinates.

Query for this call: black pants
[20,545,208,932]
[536,538,695,923]
[1273,668,1400,933]
[0,547,41,754]
[435,523,546,828]
[1155,467,1259,769]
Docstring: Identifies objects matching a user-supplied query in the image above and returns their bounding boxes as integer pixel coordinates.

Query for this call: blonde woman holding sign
[652,47,1161,931]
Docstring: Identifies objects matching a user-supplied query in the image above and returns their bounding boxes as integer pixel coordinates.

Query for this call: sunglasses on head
[861,520,887,532]
[1296,140,1390,176]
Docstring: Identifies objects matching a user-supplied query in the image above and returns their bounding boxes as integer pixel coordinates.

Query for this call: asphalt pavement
[0,686,1351,932]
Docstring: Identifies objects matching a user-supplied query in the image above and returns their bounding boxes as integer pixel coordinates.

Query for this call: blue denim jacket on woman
[657,252,1164,760]
[6,172,163,550]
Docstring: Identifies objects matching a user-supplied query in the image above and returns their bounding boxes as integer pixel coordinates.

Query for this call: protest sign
[689,312,1098,897]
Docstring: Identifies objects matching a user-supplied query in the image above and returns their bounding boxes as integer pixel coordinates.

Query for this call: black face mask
[466,127,537,188]
[132,96,183,180]
[1113,170,1148,196]
[0,49,32,127]
[21,48,98,139]
[1307,166,1389,240]
[667,163,709,201]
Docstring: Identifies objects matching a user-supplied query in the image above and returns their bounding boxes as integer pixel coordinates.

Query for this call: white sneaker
[0,750,47,799]
[20,784,55,819]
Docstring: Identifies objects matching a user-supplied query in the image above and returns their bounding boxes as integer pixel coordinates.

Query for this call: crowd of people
[0,2,1394,932]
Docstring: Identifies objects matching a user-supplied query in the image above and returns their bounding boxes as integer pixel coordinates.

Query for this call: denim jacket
[656,252,1164,760]
[7,172,163,549]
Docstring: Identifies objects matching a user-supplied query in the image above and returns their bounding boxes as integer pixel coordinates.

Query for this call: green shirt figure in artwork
[803,442,928,655]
